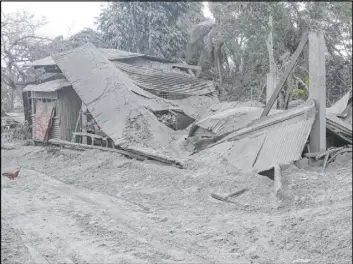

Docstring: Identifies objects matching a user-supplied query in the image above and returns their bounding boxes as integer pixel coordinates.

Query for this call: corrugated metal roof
[113,61,216,97]
[203,99,316,173]
[326,90,352,143]
[23,79,71,92]
[25,48,172,67]
[189,106,283,136]
[2,112,25,125]
[327,90,351,115]
[252,117,314,172]
[326,112,352,143]
[50,43,177,145]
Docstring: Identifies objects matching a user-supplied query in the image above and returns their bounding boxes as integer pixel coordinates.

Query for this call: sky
[2,2,213,39]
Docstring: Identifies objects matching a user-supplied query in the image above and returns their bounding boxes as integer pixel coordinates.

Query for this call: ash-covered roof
[113,61,216,98]
[23,79,71,92]
[25,48,173,68]
[51,43,178,147]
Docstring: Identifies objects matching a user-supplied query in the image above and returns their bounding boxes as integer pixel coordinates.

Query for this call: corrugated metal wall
[50,116,60,139]
[57,87,82,141]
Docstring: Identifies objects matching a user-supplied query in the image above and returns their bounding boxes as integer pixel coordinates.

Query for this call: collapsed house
[189,100,317,173]
[21,44,218,150]
[187,101,282,143]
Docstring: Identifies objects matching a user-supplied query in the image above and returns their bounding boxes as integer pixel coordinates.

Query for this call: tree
[186,2,352,105]
[1,10,51,110]
[97,2,203,60]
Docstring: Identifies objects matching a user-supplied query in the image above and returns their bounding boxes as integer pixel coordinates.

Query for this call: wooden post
[266,71,277,107]
[81,103,87,144]
[308,31,326,152]
[261,31,309,117]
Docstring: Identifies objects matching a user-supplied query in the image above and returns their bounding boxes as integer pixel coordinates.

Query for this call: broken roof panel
[327,90,352,115]
[50,43,174,146]
[189,106,283,137]
[113,62,216,97]
[326,113,352,143]
[326,90,352,143]
[202,100,316,173]
[23,79,71,92]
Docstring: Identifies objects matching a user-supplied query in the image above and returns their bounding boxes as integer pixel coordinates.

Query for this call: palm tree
[186,20,226,97]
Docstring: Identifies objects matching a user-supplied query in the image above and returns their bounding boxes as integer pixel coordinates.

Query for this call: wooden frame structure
[264,30,326,153]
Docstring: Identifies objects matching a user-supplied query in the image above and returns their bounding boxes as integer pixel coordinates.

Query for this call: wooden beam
[308,31,326,152]
[49,139,145,160]
[81,103,87,144]
[261,31,309,117]
[48,139,184,169]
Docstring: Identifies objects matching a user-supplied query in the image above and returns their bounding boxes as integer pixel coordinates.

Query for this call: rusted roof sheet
[23,79,71,92]
[204,100,316,173]
[50,43,175,145]
[25,48,172,67]
[113,62,216,97]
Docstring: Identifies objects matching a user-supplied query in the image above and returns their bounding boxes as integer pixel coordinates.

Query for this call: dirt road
[1,144,352,263]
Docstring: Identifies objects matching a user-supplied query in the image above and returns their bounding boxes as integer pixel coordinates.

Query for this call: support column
[308,31,326,152]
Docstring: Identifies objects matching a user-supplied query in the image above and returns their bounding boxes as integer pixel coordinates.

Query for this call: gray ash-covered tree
[186,2,352,105]
[1,10,51,111]
[96,2,204,60]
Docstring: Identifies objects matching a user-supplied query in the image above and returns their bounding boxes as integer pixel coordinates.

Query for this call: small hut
[22,79,81,142]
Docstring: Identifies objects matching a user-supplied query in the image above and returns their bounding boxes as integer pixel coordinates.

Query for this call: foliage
[292,88,308,97]
[2,121,32,143]
[97,2,203,60]
[186,2,352,105]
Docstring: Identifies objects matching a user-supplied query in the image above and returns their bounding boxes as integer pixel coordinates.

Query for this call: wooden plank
[48,139,183,168]
[308,31,326,152]
[49,139,146,161]
[71,112,81,142]
[305,147,343,160]
[261,31,309,117]
[81,103,87,144]
[211,188,248,202]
